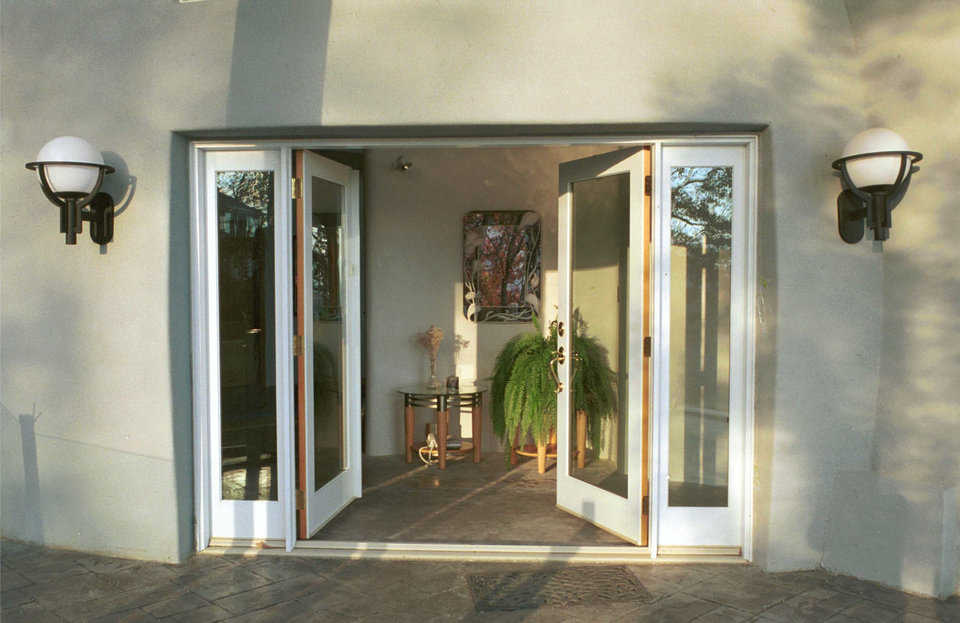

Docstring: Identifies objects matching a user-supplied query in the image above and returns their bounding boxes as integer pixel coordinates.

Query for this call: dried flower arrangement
[416,325,444,386]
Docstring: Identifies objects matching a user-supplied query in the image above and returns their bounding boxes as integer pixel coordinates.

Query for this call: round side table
[396,383,487,469]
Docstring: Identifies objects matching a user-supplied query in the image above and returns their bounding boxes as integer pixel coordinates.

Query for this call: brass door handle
[549,347,566,393]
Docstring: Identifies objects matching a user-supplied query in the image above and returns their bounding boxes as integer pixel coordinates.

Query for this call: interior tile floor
[3,538,959,622]
[310,452,629,545]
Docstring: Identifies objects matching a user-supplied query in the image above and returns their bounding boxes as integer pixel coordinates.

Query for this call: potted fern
[490,314,616,474]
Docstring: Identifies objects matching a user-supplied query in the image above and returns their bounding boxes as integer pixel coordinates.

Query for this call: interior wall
[6,0,949,593]
[363,145,615,457]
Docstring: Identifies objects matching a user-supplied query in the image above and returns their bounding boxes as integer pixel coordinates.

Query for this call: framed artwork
[462,211,541,322]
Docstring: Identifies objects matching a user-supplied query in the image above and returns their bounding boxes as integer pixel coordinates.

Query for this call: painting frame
[462,210,541,322]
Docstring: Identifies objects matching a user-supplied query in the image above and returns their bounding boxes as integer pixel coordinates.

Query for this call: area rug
[466,565,651,611]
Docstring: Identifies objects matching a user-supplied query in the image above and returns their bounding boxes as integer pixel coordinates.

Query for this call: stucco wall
[818,0,960,598]
[3,0,951,593]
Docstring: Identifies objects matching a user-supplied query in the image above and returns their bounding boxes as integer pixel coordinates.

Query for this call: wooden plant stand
[510,410,588,474]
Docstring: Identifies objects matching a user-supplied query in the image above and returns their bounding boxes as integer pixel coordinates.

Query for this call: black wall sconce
[26,136,116,245]
[832,127,922,244]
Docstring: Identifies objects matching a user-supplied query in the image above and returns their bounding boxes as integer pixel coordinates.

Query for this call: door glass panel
[216,171,277,501]
[312,176,345,490]
[569,174,629,498]
[668,166,732,507]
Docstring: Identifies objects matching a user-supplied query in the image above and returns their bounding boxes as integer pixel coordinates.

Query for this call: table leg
[404,404,414,464]
[472,400,481,463]
[438,409,448,470]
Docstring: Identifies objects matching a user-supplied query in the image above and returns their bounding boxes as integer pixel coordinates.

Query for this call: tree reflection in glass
[668,167,732,508]
[216,171,278,501]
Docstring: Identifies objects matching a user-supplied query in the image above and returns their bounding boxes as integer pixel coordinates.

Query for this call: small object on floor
[418,432,440,465]
[446,438,462,450]
[467,565,651,612]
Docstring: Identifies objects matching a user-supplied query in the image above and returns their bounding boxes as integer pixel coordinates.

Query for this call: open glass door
[556,147,649,544]
[294,150,362,539]
[655,144,748,550]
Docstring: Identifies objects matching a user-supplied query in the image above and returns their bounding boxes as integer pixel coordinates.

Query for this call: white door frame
[299,151,363,536]
[556,147,647,544]
[653,143,755,553]
[189,135,757,559]
[192,148,295,549]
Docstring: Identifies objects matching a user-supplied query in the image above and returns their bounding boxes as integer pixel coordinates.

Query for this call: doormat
[466,565,651,611]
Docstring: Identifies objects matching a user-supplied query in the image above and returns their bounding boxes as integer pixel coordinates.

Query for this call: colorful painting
[463,211,541,322]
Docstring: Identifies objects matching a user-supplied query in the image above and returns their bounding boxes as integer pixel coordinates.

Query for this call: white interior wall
[363,145,615,456]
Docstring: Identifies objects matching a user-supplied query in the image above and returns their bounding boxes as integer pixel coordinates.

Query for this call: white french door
[199,148,361,546]
[194,135,753,556]
[204,150,290,540]
[295,151,362,538]
[556,141,754,553]
[556,147,648,544]
[654,144,750,550]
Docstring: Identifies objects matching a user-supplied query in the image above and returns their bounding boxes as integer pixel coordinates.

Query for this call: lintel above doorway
[178,122,768,143]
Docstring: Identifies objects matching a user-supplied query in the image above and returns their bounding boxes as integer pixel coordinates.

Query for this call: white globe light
[841,128,910,189]
[36,136,104,194]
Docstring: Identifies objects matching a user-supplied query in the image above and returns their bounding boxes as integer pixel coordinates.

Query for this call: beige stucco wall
[818,0,960,598]
[2,0,955,593]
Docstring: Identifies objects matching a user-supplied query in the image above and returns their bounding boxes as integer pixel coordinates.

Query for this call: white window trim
[189,135,758,559]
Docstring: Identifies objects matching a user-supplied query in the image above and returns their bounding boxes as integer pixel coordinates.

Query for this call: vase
[429,357,440,389]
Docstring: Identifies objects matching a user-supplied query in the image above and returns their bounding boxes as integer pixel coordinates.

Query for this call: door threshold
[203,538,746,564]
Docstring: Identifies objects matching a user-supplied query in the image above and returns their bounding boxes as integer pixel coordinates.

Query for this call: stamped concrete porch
[3,538,959,622]
[311,453,628,545]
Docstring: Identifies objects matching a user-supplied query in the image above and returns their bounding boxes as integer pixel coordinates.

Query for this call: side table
[397,383,487,469]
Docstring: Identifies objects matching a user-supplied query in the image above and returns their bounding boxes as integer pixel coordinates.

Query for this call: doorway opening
[190,135,757,559]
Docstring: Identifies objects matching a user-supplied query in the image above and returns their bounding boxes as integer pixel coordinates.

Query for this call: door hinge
[642,494,650,516]
[643,336,652,357]
[293,334,304,357]
[291,177,303,200]
[296,489,305,510]
[644,174,652,195]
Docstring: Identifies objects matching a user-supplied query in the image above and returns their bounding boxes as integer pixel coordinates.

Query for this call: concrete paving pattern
[313,454,628,545]
[2,538,959,621]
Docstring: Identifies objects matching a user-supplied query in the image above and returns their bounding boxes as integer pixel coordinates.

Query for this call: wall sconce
[832,128,922,244]
[25,136,116,245]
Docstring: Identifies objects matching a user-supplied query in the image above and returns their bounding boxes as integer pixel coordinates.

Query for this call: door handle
[549,347,564,393]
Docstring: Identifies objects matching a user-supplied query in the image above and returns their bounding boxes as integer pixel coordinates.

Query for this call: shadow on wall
[0,403,44,545]
[862,2,960,492]
[650,1,875,574]
[165,0,336,555]
[168,133,194,560]
[849,0,960,598]
[226,0,333,127]
[97,151,137,255]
